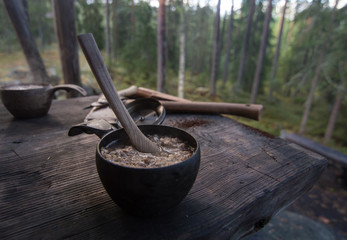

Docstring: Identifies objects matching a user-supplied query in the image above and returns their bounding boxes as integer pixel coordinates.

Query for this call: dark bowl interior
[96,125,200,217]
[125,98,166,126]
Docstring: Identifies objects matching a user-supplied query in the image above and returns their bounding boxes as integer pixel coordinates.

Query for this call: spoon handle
[77,33,159,153]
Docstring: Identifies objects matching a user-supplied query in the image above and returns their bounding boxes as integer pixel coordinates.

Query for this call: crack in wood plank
[261,147,279,162]
[246,164,281,183]
[11,149,23,161]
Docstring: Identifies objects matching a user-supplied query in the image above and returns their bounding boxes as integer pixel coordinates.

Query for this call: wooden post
[105,0,111,64]
[52,0,82,98]
[209,0,221,97]
[4,0,50,84]
[157,0,166,92]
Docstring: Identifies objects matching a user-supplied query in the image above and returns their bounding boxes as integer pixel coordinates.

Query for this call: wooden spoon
[78,33,159,153]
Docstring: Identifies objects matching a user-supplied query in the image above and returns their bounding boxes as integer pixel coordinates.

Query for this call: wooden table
[0,96,327,239]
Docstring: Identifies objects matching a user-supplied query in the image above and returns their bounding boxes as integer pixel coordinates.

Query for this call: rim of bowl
[0,83,50,91]
[96,125,200,171]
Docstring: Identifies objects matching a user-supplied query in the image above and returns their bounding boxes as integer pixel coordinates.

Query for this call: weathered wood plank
[0,96,327,240]
[281,130,347,166]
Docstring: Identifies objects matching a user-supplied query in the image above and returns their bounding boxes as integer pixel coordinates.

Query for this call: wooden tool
[77,33,159,153]
[135,87,190,103]
[160,101,263,121]
[116,86,263,120]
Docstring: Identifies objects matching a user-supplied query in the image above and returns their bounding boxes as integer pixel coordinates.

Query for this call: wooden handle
[160,101,263,121]
[77,33,159,153]
[51,84,87,96]
[118,85,138,98]
[136,87,191,103]
[125,87,262,120]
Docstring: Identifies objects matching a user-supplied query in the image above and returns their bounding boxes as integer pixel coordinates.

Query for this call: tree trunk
[105,0,111,64]
[52,0,82,97]
[323,88,343,144]
[285,0,299,50]
[112,0,117,61]
[233,8,243,61]
[165,0,172,73]
[21,0,29,23]
[250,0,273,104]
[197,3,206,74]
[131,0,135,39]
[209,0,221,97]
[268,0,288,100]
[324,61,346,144]
[222,0,234,86]
[234,0,255,92]
[157,0,166,92]
[38,0,45,51]
[219,12,227,57]
[4,0,50,84]
[178,3,186,99]
[299,0,339,134]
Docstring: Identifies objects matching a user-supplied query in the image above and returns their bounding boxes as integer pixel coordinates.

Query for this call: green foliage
[166,0,180,71]
[114,0,133,50]
[0,1,19,53]
[185,5,214,77]
[0,0,55,53]
[278,2,346,100]
[76,0,105,50]
[224,0,274,93]
[320,5,347,91]
[243,1,267,90]
[28,0,55,49]
[116,1,157,86]
[277,0,334,97]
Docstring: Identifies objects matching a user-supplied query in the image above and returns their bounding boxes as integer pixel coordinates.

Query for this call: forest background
[0,0,346,154]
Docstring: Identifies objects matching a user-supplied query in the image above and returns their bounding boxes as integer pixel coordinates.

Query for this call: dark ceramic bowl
[0,83,86,118]
[96,125,200,217]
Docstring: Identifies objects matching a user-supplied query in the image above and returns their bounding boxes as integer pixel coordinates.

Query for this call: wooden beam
[4,0,50,84]
[281,130,347,166]
[52,0,82,98]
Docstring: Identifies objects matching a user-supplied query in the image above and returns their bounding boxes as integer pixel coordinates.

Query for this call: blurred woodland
[0,0,346,153]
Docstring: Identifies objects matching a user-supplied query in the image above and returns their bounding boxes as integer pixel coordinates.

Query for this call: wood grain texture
[0,96,327,240]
